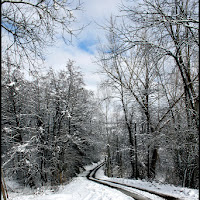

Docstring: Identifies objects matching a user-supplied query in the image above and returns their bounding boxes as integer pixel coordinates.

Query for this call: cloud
[81,0,121,19]
[44,39,101,92]
[74,0,122,40]
[45,0,122,93]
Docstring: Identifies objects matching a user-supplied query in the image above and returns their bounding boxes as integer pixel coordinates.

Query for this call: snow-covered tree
[96,0,199,188]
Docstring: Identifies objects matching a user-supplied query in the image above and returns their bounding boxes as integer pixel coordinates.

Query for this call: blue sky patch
[1,21,17,34]
[78,39,98,54]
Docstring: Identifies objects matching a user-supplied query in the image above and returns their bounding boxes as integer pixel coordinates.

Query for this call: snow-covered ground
[7,177,133,200]
[95,167,199,200]
[4,162,199,200]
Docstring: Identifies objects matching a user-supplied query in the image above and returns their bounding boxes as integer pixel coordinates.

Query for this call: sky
[44,0,123,92]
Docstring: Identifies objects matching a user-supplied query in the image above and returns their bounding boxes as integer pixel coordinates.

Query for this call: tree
[118,0,199,128]
[97,1,199,186]
[97,25,160,178]
[1,0,83,69]
[1,60,104,187]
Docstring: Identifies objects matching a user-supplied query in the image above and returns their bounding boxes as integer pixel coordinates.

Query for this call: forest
[1,0,199,195]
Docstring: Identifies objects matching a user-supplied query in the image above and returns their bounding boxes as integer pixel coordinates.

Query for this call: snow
[61,110,71,118]
[3,127,12,133]
[5,163,199,200]
[90,178,164,200]
[39,127,44,133]
[7,177,133,200]
[95,168,199,200]
[16,143,29,153]
[7,82,16,87]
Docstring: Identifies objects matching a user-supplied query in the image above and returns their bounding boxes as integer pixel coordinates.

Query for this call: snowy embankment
[95,167,199,200]
[4,162,199,200]
[7,177,133,200]
[5,163,132,200]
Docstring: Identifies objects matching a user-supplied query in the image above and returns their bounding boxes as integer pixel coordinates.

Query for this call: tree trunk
[134,123,139,179]
[120,85,135,178]
[106,144,112,177]
[150,148,159,178]
[1,169,8,200]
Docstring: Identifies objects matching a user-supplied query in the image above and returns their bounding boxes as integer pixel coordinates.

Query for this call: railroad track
[86,162,181,200]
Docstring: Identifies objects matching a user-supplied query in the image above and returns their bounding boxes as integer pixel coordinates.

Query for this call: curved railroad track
[86,162,181,200]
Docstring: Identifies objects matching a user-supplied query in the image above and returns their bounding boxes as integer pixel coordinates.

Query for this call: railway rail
[86,162,181,200]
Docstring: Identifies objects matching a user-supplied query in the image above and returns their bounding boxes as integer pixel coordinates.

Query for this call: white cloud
[44,39,102,92]
[74,0,122,40]
[81,0,121,19]
[45,0,123,93]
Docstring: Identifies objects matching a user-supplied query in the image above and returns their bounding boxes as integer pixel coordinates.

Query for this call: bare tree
[96,0,199,187]
[118,0,199,128]
[1,0,83,69]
